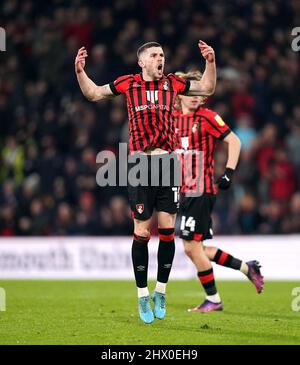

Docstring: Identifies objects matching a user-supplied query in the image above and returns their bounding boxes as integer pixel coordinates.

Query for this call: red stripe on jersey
[127,87,137,152]
[197,119,205,194]
[192,118,202,194]
[128,84,141,151]
[183,114,188,135]
[157,81,165,148]
[200,119,209,193]
[170,83,178,150]
[158,80,167,150]
[211,138,217,194]
[190,118,196,189]
[138,83,152,147]
[152,81,161,147]
[207,133,214,193]
[166,78,176,150]
[133,84,146,151]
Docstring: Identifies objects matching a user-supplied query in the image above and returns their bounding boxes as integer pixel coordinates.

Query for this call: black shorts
[128,153,180,220]
[179,194,216,241]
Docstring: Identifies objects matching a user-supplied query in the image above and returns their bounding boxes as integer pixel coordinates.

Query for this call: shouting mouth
[157,64,163,74]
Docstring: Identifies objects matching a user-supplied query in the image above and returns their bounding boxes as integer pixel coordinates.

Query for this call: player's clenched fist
[198,40,215,63]
[75,47,88,74]
[217,168,234,190]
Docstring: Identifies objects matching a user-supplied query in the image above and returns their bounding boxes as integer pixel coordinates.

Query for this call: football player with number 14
[174,71,264,312]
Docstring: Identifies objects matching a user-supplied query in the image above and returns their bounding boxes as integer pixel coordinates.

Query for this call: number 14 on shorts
[180,216,196,232]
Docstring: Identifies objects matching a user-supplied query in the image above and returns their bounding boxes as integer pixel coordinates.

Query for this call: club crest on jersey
[146,90,158,103]
[163,81,169,91]
[132,82,141,88]
[192,123,199,133]
[136,204,144,214]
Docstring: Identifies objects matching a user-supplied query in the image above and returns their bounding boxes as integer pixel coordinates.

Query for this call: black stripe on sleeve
[181,80,191,95]
[175,77,186,85]
[200,115,230,136]
[218,128,231,140]
[109,76,133,95]
[109,82,121,95]
[115,76,132,87]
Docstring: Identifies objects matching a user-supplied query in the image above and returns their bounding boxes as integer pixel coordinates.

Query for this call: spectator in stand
[259,200,284,234]
[237,193,262,234]
[234,115,257,151]
[0,205,16,236]
[52,202,74,235]
[286,119,300,186]
[282,193,300,234]
[0,136,25,185]
[268,148,297,203]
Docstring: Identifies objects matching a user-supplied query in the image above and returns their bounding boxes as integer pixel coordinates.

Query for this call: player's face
[139,47,165,79]
[180,95,207,111]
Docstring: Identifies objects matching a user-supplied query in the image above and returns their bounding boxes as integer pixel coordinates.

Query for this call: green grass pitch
[0,280,300,345]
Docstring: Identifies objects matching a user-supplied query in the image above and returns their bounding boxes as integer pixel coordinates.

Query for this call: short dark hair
[137,42,162,58]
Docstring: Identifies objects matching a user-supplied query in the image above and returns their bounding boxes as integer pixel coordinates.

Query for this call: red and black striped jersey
[174,107,231,195]
[109,73,190,152]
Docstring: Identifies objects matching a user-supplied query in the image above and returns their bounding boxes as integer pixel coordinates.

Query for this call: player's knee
[157,212,176,228]
[198,241,205,250]
[184,240,205,257]
[134,227,150,239]
[203,246,209,257]
[183,241,194,258]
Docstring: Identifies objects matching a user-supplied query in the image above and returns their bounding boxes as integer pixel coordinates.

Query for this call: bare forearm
[200,60,216,95]
[76,70,102,102]
[188,61,216,96]
[217,132,240,190]
[226,136,241,170]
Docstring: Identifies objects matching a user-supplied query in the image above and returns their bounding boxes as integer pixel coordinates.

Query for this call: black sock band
[131,235,150,288]
[197,268,217,296]
[213,249,242,270]
[157,228,175,284]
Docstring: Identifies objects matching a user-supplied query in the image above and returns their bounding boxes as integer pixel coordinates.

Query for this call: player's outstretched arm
[188,40,216,96]
[75,47,114,102]
[217,132,241,190]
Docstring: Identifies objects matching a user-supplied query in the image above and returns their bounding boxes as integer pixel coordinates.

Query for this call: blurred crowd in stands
[0,0,300,236]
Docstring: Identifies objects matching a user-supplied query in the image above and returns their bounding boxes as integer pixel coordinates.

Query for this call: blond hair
[174,70,203,109]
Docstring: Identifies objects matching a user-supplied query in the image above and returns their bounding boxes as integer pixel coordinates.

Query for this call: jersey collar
[138,72,166,82]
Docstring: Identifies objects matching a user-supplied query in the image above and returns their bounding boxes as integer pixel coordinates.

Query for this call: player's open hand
[75,47,88,74]
[198,40,215,63]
